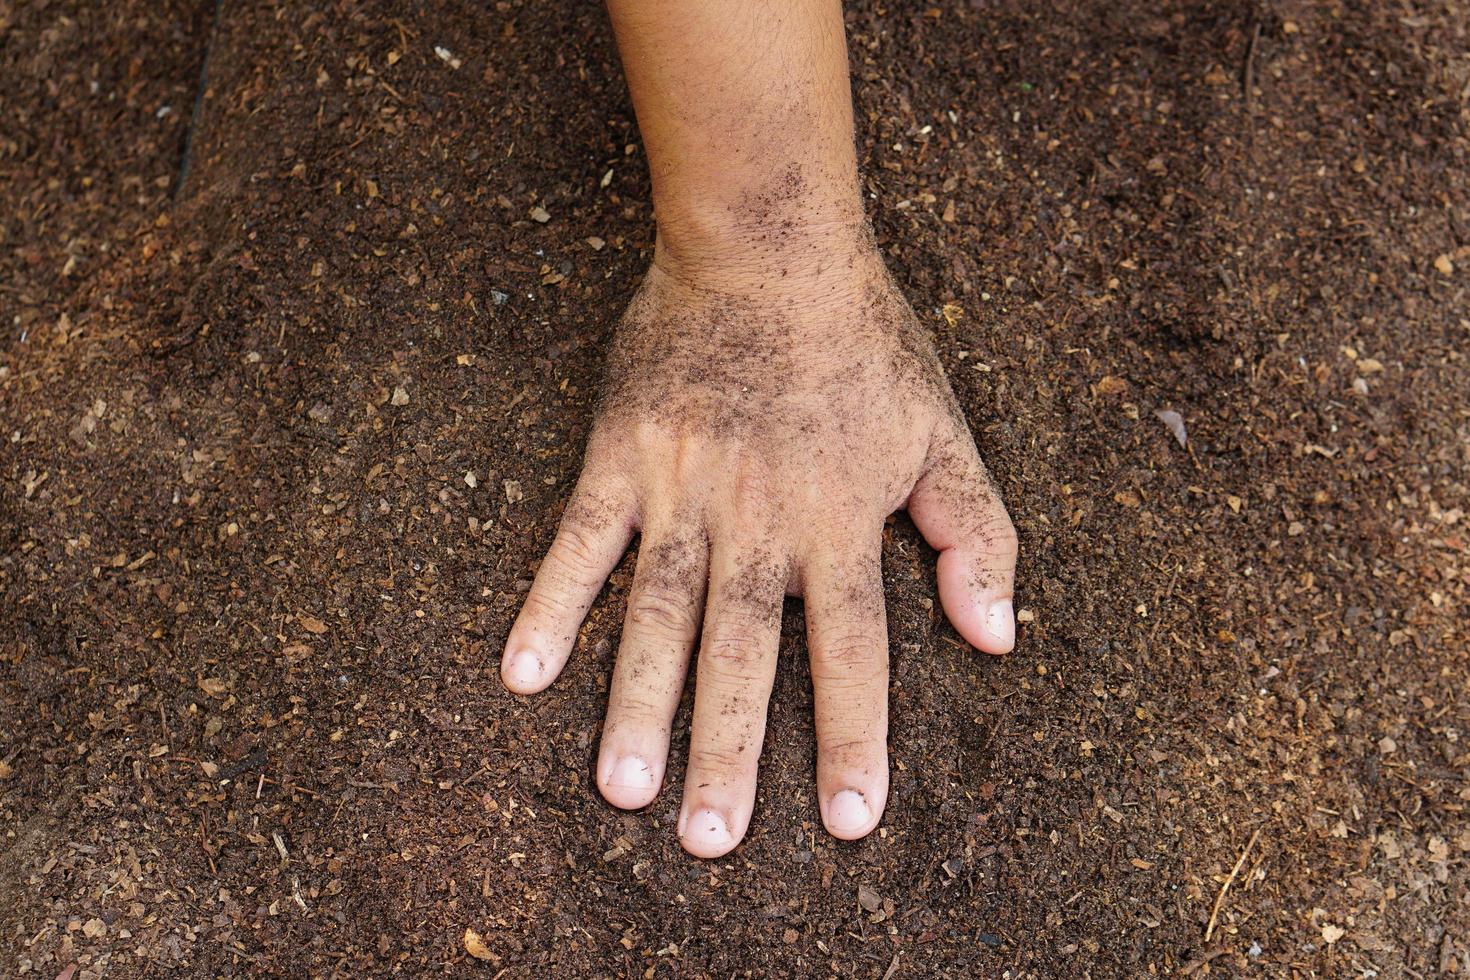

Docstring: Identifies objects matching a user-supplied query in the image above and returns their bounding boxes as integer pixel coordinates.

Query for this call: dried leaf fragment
[299,614,329,634]
[463,928,498,962]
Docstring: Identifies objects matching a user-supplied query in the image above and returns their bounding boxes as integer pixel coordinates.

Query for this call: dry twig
[1205,828,1262,942]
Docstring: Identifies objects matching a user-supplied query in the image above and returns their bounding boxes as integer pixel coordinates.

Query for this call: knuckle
[627,417,674,447]
[801,505,869,550]
[812,663,887,694]
[605,702,670,740]
[977,514,1018,559]
[812,634,886,672]
[689,743,753,776]
[551,521,603,575]
[701,630,764,673]
[726,457,775,524]
[519,587,571,621]
[817,734,880,760]
[608,691,664,720]
[627,585,699,636]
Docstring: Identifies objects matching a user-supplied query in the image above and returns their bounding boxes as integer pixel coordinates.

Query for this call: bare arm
[502,0,1018,859]
[605,0,863,279]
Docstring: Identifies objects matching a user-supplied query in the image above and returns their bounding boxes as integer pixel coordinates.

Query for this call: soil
[3,0,1468,976]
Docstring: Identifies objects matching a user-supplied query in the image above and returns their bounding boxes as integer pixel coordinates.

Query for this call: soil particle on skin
[3,0,1469,977]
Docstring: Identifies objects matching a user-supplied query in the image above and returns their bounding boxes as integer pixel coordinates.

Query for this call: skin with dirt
[2,0,1467,977]
[531,242,1014,851]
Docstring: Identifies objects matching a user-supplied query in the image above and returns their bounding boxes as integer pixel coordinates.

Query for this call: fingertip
[980,597,1015,654]
[946,598,1014,655]
[936,559,1014,655]
[501,647,552,694]
[677,806,740,859]
[597,753,661,810]
[822,788,882,841]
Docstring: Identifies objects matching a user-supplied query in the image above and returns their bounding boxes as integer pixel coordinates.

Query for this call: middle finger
[677,537,786,858]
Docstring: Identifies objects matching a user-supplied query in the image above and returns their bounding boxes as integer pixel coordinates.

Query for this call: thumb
[905,423,1018,654]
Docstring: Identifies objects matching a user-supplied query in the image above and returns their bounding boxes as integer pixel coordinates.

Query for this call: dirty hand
[500,237,1017,858]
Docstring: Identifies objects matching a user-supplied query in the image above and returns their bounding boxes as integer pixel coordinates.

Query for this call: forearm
[605,0,866,282]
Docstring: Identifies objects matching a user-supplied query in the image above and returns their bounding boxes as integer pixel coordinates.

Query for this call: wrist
[650,199,876,294]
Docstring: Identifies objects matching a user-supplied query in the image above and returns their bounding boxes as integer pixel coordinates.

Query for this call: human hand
[500,239,1017,858]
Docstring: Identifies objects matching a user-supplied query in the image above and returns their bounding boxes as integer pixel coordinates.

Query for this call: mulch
[2,0,1467,975]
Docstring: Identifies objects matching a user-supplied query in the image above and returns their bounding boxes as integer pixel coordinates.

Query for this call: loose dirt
[3,0,1467,976]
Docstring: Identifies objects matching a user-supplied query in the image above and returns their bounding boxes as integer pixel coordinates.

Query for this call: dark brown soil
[3,0,1468,976]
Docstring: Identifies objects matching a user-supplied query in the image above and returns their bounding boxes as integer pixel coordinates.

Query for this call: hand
[500,240,1018,858]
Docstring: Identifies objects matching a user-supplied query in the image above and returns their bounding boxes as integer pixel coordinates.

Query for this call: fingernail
[984,599,1015,649]
[681,808,732,850]
[503,650,544,690]
[827,789,873,836]
[606,755,655,791]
